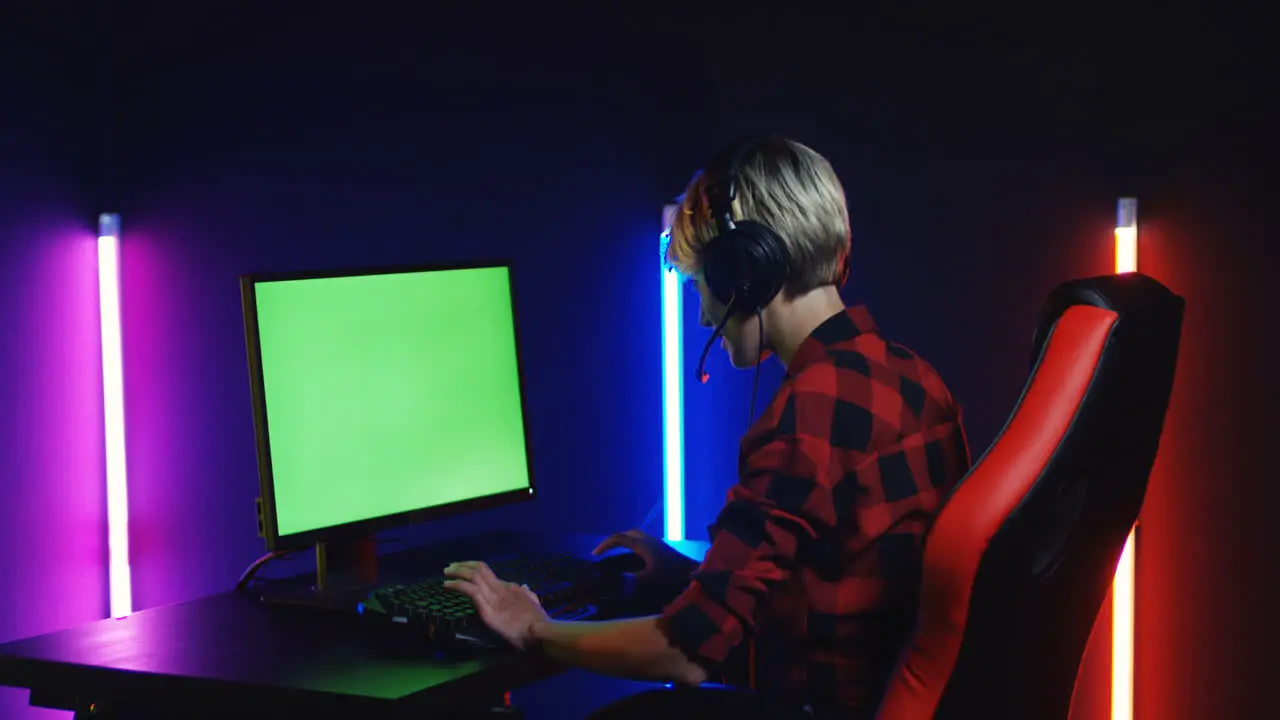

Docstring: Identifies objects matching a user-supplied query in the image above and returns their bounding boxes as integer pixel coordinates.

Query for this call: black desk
[0,532,708,719]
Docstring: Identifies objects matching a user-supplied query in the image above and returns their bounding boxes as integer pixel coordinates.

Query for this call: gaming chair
[586,272,1184,720]
[875,271,1183,718]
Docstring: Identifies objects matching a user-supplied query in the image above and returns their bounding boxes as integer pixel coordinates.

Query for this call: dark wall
[1,2,1273,718]
[106,6,680,611]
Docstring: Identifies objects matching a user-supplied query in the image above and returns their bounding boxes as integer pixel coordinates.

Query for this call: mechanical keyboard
[358,552,604,647]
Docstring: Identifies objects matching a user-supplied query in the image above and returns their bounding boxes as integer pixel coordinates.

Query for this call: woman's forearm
[527,615,707,686]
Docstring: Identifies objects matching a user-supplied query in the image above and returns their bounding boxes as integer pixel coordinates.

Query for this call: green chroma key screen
[250,265,532,538]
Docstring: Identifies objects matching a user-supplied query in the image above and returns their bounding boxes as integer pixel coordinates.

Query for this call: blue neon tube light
[660,204,685,541]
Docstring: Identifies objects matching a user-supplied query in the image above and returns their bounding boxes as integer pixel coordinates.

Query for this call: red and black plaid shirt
[659,305,971,714]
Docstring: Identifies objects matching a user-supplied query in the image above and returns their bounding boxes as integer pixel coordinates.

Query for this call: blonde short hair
[666,137,851,296]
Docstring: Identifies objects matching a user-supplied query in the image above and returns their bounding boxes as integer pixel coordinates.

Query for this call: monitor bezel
[240,259,537,552]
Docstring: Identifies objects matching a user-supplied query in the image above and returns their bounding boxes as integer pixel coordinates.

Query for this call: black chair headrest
[1031,273,1185,369]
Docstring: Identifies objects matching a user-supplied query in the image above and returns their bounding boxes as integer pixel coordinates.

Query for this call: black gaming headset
[699,137,794,316]
[692,137,794,387]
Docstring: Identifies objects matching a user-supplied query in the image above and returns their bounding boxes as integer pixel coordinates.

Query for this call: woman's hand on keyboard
[443,561,549,650]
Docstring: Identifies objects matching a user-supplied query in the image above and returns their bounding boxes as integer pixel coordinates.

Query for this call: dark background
[1,2,1272,718]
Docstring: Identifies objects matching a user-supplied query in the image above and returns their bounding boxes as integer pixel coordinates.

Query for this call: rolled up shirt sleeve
[658,375,840,671]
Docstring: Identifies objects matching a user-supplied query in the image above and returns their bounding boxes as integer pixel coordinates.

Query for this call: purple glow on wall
[116,227,189,611]
[118,221,265,611]
[0,219,110,719]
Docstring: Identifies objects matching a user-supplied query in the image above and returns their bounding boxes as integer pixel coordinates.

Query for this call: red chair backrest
[876,273,1184,719]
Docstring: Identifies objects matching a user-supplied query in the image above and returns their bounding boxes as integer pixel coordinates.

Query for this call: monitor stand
[316,535,379,595]
[258,535,380,611]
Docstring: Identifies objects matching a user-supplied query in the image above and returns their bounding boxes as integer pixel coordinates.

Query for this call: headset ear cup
[700,232,744,307]
[734,222,790,312]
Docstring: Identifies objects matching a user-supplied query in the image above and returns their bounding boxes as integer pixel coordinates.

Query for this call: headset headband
[705,136,769,235]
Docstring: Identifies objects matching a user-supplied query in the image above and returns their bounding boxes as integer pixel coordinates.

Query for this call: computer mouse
[595,551,647,576]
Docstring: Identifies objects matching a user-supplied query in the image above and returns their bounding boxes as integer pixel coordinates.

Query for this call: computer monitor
[241,261,536,552]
